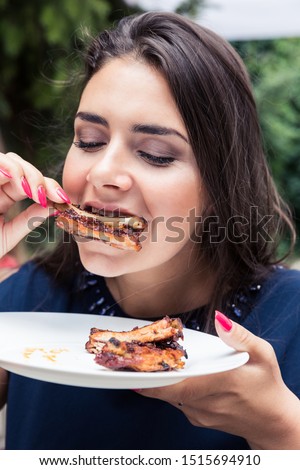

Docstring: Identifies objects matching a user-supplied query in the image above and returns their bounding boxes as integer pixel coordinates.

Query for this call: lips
[82,202,137,218]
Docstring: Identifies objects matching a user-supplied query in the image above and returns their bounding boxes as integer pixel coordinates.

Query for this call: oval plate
[0,312,249,389]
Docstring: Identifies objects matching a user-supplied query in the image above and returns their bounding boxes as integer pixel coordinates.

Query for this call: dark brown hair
[38,12,295,325]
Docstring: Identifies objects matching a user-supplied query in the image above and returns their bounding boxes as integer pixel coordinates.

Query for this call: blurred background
[0,0,300,448]
[0,0,300,268]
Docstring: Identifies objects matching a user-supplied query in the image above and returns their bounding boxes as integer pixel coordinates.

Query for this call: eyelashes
[137,150,175,167]
[73,140,175,167]
[73,140,105,152]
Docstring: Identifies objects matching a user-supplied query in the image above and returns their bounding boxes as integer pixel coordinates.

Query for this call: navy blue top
[1,262,300,450]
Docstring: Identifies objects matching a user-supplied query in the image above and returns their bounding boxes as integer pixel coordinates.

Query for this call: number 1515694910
[181,454,261,466]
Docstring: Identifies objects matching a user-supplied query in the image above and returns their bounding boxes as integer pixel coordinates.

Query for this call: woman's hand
[0,151,70,259]
[137,311,300,449]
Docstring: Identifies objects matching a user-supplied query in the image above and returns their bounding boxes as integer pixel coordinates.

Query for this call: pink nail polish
[37,185,47,208]
[21,176,32,199]
[215,310,233,332]
[0,168,12,179]
[49,210,60,217]
[56,188,71,204]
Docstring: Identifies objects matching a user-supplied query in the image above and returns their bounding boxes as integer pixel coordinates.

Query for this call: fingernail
[56,188,71,203]
[21,176,32,199]
[215,310,233,332]
[0,168,12,178]
[37,185,47,208]
[132,389,142,393]
[49,210,60,217]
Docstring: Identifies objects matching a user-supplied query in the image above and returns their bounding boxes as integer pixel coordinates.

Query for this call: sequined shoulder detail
[224,266,285,323]
[77,269,268,331]
[179,280,264,332]
[77,270,124,318]
[225,282,262,321]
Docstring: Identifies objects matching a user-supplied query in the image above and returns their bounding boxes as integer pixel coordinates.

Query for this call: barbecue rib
[53,202,147,251]
[95,338,186,372]
[86,316,186,372]
[86,316,183,354]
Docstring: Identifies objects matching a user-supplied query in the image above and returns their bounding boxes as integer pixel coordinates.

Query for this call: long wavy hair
[37,12,295,327]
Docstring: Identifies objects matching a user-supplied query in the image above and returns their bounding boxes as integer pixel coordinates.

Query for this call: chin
[77,241,142,278]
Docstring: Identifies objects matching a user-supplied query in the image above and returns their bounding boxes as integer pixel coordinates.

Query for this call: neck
[106,260,215,319]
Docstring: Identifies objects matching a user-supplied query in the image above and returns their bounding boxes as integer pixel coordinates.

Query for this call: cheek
[145,171,203,219]
[143,172,204,246]
[62,152,87,201]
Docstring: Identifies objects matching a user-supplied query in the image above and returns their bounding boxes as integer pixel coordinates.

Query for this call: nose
[86,145,133,192]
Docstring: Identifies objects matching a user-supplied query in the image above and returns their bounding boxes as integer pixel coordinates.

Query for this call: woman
[0,11,300,450]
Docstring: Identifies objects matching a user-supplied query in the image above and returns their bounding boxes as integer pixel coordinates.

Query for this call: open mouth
[83,205,131,218]
[53,202,148,251]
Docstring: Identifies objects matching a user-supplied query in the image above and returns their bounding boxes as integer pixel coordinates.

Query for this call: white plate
[0,312,249,389]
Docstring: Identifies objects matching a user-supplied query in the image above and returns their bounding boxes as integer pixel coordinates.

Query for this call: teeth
[83,206,104,216]
[84,206,128,218]
[96,209,118,217]
[103,211,129,218]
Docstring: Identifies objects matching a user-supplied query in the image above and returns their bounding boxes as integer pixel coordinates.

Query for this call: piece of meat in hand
[53,202,147,252]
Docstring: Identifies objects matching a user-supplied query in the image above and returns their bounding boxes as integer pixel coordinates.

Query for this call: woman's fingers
[214,310,277,365]
[0,168,13,180]
[0,203,52,256]
[0,151,71,257]
[0,152,71,210]
[43,177,71,205]
[135,372,224,405]
[139,313,279,408]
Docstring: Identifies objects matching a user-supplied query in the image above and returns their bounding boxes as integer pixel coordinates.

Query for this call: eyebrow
[131,124,189,143]
[75,112,108,127]
[75,111,188,143]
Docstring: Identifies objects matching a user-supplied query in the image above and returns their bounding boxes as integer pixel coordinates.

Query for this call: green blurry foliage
[0,0,142,255]
[176,0,204,17]
[1,1,300,253]
[233,38,300,251]
[0,0,140,171]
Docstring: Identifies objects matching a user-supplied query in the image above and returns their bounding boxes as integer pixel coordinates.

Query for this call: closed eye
[73,140,106,152]
[73,141,175,166]
[138,150,175,167]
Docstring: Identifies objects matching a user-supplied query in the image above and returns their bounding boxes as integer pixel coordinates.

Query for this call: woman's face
[63,57,205,278]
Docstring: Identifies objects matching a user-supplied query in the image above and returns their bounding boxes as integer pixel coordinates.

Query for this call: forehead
[79,57,186,131]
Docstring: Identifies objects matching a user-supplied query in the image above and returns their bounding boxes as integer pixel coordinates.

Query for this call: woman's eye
[73,140,106,152]
[138,150,175,167]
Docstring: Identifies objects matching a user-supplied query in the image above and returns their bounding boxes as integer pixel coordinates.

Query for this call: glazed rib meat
[95,338,186,372]
[86,316,186,372]
[86,316,183,354]
[53,202,147,252]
